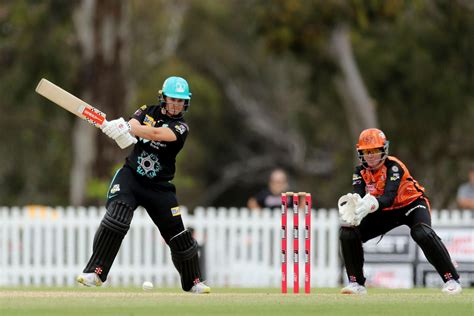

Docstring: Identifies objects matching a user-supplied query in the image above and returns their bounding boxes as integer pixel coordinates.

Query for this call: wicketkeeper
[338,128,461,295]
[77,76,210,294]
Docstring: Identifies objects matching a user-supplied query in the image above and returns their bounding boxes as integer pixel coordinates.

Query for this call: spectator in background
[247,168,289,210]
[456,163,474,209]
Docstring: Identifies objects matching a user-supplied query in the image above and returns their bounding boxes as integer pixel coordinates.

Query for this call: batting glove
[115,132,137,149]
[102,118,131,140]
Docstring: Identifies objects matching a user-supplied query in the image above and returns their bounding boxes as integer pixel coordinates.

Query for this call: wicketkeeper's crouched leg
[83,200,134,282]
[410,223,460,282]
[339,226,366,285]
[169,229,203,291]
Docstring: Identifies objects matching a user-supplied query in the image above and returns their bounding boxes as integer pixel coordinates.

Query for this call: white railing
[0,207,472,288]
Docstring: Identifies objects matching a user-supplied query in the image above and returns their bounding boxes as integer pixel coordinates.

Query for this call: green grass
[0,287,473,316]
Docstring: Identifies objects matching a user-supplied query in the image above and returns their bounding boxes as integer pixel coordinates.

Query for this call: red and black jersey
[352,156,428,211]
[124,105,189,183]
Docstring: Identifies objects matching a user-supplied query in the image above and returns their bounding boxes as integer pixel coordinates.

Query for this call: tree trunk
[330,25,378,142]
[70,0,129,205]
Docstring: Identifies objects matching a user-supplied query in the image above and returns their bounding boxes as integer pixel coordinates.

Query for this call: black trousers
[340,197,459,285]
[106,165,185,243]
[358,198,431,242]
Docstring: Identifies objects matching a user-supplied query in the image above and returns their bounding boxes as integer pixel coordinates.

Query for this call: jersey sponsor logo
[138,137,167,149]
[110,184,120,194]
[352,180,361,185]
[171,206,181,217]
[390,173,400,181]
[174,124,187,135]
[144,115,156,126]
[150,141,167,150]
[392,165,399,172]
[352,174,362,180]
[366,184,377,195]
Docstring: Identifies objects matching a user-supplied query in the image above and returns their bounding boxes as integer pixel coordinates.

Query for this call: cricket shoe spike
[77,273,103,287]
[189,281,211,294]
[441,279,462,295]
[340,282,367,295]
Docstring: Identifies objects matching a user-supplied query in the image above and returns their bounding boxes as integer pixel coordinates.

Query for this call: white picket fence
[0,206,472,288]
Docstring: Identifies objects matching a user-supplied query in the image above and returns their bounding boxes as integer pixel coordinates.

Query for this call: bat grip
[99,119,109,130]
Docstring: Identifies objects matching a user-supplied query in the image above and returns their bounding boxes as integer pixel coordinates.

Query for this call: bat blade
[35,78,107,127]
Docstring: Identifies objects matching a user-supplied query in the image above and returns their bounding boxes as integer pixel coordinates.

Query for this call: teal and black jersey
[124,105,189,183]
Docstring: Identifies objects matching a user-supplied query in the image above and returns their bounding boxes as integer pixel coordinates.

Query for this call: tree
[0,1,78,205]
[71,0,130,205]
[255,0,474,208]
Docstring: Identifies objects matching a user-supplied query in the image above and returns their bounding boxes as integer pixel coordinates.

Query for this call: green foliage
[0,1,78,205]
[1,0,472,208]
[353,2,474,205]
[254,0,474,208]
[85,177,109,202]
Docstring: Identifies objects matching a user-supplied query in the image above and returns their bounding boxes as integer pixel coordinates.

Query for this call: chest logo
[137,151,161,178]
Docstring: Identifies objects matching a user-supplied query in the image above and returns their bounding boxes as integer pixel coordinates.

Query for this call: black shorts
[105,166,185,242]
[358,198,431,243]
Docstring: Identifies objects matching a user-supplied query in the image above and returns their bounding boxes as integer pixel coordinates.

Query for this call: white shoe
[341,282,367,295]
[189,282,211,294]
[77,273,103,287]
[441,279,462,295]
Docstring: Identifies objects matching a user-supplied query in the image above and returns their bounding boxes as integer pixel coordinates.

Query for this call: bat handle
[99,119,109,129]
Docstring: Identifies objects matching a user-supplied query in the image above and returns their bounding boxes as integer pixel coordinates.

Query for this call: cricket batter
[338,128,461,294]
[77,76,210,294]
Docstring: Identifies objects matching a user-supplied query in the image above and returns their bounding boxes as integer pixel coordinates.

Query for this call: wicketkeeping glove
[101,118,131,140]
[352,194,379,226]
[338,193,361,224]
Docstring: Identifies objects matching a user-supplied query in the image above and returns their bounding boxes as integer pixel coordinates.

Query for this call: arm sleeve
[168,120,189,144]
[131,105,148,123]
[377,161,404,209]
[352,167,366,197]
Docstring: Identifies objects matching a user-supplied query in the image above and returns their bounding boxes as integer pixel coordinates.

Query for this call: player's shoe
[77,273,103,287]
[189,282,211,294]
[441,279,462,295]
[341,282,367,295]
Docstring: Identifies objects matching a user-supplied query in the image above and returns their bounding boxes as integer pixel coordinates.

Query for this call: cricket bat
[35,78,107,128]
[35,78,137,149]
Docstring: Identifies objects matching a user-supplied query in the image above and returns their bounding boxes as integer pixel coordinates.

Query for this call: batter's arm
[129,118,177,142]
